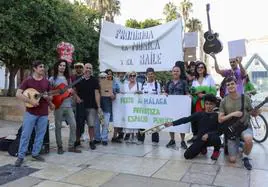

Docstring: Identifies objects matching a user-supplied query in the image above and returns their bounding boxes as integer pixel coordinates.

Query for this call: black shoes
[166,140,176,148]
[15,158,23,167]
[102,141,108,146]
[57,147,64,155]
[90,141,96,150]
[242,157,252,170]
[181,141,188,149]
[93,140,101,144]
[111,137,122,143]
[32,155,45,162]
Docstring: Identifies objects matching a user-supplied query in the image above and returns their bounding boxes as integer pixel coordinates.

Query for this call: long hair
[174,61,187,80]
[195,61,208,79]
[53,60,70,83]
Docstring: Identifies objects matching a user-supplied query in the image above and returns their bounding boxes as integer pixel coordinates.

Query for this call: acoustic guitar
[23,76,84,108]
[203,4,223,54]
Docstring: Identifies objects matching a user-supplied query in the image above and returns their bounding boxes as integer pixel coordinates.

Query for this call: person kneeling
[164,94,221,160]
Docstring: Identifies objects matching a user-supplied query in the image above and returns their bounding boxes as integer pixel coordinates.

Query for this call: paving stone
[101,173,190,187]
[33,180,82,187]
[88,154,168,177]
[250,169,268,187]
[213,166,249,187]
[189,163,219,176]
[30,164,81,181]
[2,176,43,187]
[181,172,215,185]
[62,168,117,187]
[152,160,191,181]
[94,143,155,157]
[0,164,39,185]
[190,184,215,187]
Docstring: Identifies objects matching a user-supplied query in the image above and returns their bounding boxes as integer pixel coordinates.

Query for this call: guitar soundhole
[207,35,215,41]
[34,94,38,99]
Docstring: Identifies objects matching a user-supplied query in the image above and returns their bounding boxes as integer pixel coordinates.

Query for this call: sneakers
[242,157,252,170]
[201,147,207,155]
[211,150,220,160]
[181,141,188,149]
[32,155,45,162]
[57,147,64,155]
[166,140,176,148]
[102,141,108,146]
[89,141,96,150]
[15,158,23,167]
[68,147,82,153]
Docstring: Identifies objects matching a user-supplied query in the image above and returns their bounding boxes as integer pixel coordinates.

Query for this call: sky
[115,0,268,71]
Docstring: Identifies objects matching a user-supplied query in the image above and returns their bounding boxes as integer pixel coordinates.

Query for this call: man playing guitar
[49,60,81,154]
[15,60,54,167]
[218,77,261,170]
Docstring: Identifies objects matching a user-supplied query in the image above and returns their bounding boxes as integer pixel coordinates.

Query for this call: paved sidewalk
[0,114,268,187]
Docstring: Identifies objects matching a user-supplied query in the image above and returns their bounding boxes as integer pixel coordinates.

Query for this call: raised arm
[210,53,225,76]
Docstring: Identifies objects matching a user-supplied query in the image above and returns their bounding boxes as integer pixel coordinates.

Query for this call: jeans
[95,112,110,142]
[18,112,48,159]
[54,107,76,147]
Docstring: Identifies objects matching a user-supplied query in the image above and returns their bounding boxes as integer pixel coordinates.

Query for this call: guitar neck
[253,98,268,110]
[206,4,212,32]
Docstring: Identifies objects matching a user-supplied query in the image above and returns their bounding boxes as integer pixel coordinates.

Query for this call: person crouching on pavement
[164,94,222,160]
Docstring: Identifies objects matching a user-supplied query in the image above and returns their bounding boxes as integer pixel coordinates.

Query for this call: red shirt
[19,76,50,116]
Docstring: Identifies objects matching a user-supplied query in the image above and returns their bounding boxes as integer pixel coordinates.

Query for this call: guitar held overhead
[203,3,223,54]
[23,76,84,108]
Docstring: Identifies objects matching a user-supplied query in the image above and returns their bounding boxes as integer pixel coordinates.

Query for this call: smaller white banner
[112,94,191,133]
[228,39,247,59]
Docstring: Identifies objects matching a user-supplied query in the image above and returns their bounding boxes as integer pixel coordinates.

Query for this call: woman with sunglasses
[122,71,142,144]
[190,62,217,143]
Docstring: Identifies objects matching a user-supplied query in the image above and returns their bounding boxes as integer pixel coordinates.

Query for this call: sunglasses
[197,66,204,69]
[129,74,136,78]
[230,60,236,64]
[75,66,83,69]
[226,82,235,87]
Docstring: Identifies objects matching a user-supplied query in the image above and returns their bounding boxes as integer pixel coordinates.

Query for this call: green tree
[0,0,100,96]
[163,2,180,22]
[186,17,202,32]
[125,19,141,28]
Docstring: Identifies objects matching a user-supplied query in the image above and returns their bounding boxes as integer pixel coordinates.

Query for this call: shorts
[227,128,253,157]
[85,108,97,127]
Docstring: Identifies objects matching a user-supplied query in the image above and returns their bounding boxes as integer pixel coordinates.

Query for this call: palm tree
[163,2,180,22]
[180,0,193,25]
[85,0,120,23]
[186,17,202,32]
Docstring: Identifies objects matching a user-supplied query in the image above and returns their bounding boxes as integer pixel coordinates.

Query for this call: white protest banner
[112,94,191,133]
[228,39,247,59]
[99,19,184,72]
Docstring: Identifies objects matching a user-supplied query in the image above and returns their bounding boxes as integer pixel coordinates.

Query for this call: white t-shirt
[123,81,142,93]
[192,74,215,88]
[141,81,161,94]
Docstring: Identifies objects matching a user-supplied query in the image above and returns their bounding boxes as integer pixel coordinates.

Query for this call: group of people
[14,54,261,171]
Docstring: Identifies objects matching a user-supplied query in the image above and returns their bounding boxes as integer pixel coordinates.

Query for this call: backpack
[141,81,159,94]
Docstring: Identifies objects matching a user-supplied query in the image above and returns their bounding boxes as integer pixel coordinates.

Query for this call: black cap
[146,67,154,73]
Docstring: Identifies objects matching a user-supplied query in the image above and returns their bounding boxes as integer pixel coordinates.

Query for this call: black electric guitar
[221,96,268,140]
[203,4,223,54]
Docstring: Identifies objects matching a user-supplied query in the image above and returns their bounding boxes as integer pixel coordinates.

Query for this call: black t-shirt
[75,76,100,109]
[173,112,221,138]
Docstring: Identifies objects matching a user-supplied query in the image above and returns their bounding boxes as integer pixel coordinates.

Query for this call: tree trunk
[7,66,19,96]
